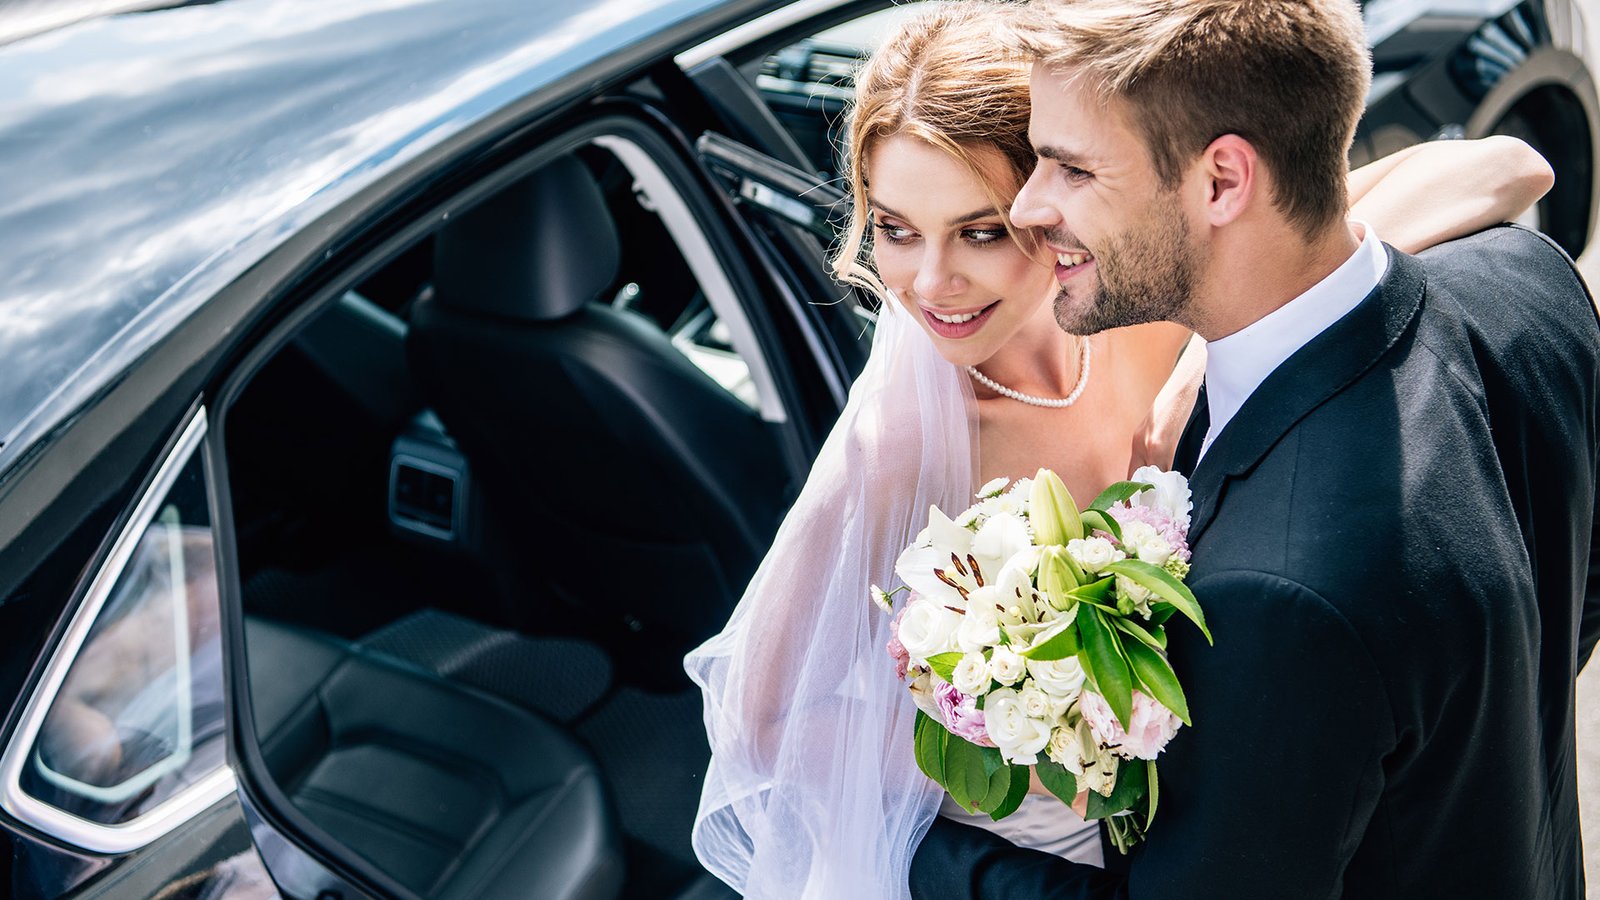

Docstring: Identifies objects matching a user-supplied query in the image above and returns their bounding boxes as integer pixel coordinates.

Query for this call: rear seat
[244,616,623,900]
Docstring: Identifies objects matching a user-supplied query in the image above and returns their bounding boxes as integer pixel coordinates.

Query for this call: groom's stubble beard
[1050,189,1204,336]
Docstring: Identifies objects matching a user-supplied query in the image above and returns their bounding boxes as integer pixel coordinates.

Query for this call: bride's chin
[934,342,999,371]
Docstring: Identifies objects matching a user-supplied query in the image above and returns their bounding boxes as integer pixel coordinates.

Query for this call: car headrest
[433,155,621,322]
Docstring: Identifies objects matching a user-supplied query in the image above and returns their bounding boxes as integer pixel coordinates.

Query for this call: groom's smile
[1051,248,1096,284]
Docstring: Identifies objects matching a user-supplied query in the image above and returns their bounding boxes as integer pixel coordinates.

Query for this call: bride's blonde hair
[832,0,1039,300]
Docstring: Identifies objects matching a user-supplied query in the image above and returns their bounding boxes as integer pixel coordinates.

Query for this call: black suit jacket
[911,226,1600,899]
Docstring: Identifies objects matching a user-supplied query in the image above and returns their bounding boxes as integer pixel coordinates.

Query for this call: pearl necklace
[966,338,1092,408]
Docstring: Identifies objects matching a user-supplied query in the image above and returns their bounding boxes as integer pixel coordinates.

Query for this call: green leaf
[943,735,995,813]
[1111,616,1163,652]
[1069,578,1116,604]
[925,652,964,684]
[1034,760,1079,806]
[913,711,947,786]
[1020,619,1080,661]
[1104,559,1212,644]
[1088,481,1154,512]
[1146,761,1160,829]
[1148,603,1177,627]
[1078,607,1134,729]
[1029,469,1084,545]
[1123,639,1191,725]
[1079,509,1122,543]
[988,764,1031,820]
[1085,759,1148,820]
[975,752,1011,814]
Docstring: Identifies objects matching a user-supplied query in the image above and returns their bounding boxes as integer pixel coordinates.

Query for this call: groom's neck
[1185,217,1362,342]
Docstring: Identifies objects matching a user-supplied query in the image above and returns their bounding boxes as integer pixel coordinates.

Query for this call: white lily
[895,506,1030,610]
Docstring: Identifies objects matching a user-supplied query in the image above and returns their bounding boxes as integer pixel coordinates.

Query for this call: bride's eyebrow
[946,206,1000,226]
[867,199,999,227]
[867,198,906,221]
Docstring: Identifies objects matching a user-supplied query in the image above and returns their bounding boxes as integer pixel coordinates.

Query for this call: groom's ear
[1196,134,1257,228]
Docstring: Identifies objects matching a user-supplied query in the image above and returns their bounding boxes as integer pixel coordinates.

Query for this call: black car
[0,1,1592,898]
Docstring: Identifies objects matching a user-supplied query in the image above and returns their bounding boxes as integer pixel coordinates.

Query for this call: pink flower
[887,604,911,680]
[1107,503,1191,563]
[1079,690,1181,760]
[935,682,996,747]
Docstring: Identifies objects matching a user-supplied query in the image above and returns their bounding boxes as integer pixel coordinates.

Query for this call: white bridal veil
[686,297,979,899]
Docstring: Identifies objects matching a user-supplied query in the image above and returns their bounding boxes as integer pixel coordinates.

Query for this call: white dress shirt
[1198,223,1389,462]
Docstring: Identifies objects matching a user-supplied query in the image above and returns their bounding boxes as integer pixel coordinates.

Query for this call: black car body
[0,1,1592,898]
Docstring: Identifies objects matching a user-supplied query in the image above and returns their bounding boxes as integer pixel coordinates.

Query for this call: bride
[685,2,1554,897]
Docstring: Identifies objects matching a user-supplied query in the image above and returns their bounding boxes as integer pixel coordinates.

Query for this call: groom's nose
[1010,163,1059,230]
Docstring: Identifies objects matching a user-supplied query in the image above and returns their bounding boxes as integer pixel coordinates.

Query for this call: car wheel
[1489,87,1595,258]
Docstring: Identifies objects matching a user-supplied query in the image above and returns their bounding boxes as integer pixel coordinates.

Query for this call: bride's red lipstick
[922,300,999,339]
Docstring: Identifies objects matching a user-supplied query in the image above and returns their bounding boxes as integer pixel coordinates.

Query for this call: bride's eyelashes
[873,219,916,244]
[872,219,1007,247]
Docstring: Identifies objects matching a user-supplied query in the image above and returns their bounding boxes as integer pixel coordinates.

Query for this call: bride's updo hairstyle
[832,0,1040,299]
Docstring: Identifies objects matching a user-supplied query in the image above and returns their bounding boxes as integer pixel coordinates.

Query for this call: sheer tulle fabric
[686,300,978,899]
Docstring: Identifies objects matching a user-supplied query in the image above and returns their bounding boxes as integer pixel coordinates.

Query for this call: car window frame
[199,103,838,898]
[0,405,236,855]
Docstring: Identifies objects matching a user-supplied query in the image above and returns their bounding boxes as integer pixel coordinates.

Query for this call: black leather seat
[245,616,623,900]
[406,155,787,653]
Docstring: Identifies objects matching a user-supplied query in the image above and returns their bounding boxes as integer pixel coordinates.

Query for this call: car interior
[221,137,800,899]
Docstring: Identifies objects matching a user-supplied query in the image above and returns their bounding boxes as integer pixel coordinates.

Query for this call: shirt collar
[1199,222,1388,460]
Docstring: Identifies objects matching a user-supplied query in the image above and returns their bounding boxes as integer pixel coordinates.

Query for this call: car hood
[0,0,781,474]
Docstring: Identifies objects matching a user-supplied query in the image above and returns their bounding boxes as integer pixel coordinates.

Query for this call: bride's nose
[912,245,966,302]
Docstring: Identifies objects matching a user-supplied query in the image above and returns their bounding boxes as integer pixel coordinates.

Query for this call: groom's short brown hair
[1009,0,1371,236]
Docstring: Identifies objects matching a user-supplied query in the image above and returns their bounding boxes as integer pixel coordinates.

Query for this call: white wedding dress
[687,300,1102,899]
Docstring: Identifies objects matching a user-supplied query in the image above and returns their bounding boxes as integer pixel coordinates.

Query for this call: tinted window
[18,449,226,827]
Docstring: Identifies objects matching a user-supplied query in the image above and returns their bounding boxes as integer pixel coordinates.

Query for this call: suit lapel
[1184,245,1427,545]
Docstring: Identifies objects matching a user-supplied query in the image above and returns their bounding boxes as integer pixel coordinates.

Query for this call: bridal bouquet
[873,467,1211,853]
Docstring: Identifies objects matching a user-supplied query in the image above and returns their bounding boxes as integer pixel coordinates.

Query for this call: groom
[911,1,1600,897]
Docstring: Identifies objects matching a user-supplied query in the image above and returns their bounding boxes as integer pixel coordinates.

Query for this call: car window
[585,138,786,420]
[756,3,934,180]
[1,410,232,847]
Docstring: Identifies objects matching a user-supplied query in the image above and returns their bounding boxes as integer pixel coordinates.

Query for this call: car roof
[0,0,779,475]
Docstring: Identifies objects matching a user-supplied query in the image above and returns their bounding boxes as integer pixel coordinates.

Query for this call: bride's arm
[1348,135,1553,252]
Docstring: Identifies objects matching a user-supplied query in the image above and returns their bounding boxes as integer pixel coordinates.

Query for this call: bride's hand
[1026,768,1091,817]
[1131,335,1206,473]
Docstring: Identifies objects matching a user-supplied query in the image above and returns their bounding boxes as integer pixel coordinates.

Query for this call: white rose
[1135,535,1173,566]
[1026,656,1087,700]
[952,652,992,696]
[956,601,1002,654]
[897,597,961,661]
[1119,521,1158,548]
[1066,536,1125,573]
[1019,682,1055,720]
[989,647,1027,685]
[1046,721,1085,773]
[1130,466,1192,530]
[983,689,1054,765]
